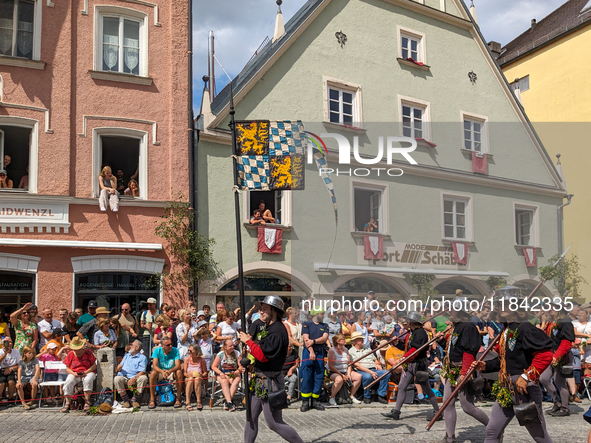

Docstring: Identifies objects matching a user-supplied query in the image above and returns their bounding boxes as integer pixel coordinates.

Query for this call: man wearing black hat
[382,311,441,421]
[240,295,304,443]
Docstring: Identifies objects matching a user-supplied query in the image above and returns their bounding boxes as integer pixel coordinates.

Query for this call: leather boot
[552,407,570,417]
[300,398,310,412]
[381,409,401,420]
[311,398,325,411]
[545,402,560,414]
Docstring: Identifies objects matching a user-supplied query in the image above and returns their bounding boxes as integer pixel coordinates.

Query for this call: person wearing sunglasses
[115,303,139,351]
[0,169,12,188]
[148,336,182,409]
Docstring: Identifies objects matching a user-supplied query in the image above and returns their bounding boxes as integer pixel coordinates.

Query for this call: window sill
[0,56,45,70]
[243,222,292,231]
[515,245,540,250]
[351,231,390,238]
[461,149,493,158]
[441,239,475,246]
[88,70,153,86]
[397,58,430,71]
[322,122,366,134]
[416,138,437,148]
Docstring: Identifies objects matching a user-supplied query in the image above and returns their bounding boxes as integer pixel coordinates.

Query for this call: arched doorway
[217,272,306,312]
[434,279,483,298]
[334,276,401,304]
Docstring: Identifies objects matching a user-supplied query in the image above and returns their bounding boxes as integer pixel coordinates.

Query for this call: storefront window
[0,271,34,318]
[434,280,481,297]
[334,276,400,302]
[75,272,159,315]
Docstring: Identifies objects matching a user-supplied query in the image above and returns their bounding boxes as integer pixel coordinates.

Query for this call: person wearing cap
[437,308,488,443]
[77,300,98,326]
[300,309,329,412]
[115,340,148,409]
[0,168,13,188]
[348,331,389,404]
[472,300,554,443]
[382,311,441,421]
[38,309,63,348]
[62,336,97,413]
[240,295,304,443]
[540,305,576,417]
[77,307,111,349]
[38,341,66,405]
[37,327,69,355]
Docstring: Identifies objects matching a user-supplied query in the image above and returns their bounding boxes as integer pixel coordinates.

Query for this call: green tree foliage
[486,276,508,291]
[410,274,438,302]
[153,194,217,294]
[539,254,587,298]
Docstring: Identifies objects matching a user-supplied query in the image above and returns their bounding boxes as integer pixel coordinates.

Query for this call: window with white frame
[515,206,537,246]
[443,197,469,240]
[0,124,32,191]
[328,86,355,125]
[353,186,384,233]
[0,0,36,60]
[245,190,290,226]
[402,103,425,139]
[401,33,421,61]
[463,117,485,152]
[95,7,148,76]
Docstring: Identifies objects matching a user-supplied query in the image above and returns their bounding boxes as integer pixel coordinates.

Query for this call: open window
[0,124,32,191]
[514,203,539,247]
[352,181,389,234]
[245,190,290,226]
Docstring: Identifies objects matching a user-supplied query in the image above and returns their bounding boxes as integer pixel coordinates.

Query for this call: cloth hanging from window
[257,226,282,254]
[364,235,384,260]
[523,247,536,267]
[471,152,487,174]
[452,242,469,265]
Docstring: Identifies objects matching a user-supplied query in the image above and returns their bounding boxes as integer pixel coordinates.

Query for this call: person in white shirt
[37,309,63,348]
[214,310,241,347]
[0,337,21,402]
[572,310,591,360]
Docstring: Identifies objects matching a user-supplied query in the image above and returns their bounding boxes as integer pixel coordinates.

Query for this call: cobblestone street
[1,401,588,443]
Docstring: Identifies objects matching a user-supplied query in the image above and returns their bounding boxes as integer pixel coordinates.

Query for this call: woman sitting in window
[124,179,139,197]
[364,217,378,232]
[98,166,119,212]
[0,169,13,188]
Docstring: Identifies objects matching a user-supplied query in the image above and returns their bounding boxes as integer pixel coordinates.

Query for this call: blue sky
[193,0,568,111]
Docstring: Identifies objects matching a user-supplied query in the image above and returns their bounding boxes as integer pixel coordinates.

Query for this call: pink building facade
[0,0,189,314]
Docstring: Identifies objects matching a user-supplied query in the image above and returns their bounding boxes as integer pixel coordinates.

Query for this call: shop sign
[359,241,462,269]
[0,197,70,233]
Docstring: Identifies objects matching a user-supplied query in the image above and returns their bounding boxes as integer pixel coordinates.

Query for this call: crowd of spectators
[1,292,591,414]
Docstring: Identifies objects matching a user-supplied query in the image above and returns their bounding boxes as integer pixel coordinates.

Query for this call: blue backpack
[155,381,175,406]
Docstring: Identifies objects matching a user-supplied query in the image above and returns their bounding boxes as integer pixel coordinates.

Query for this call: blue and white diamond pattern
[269,120,305,156]
[237,156,270,190]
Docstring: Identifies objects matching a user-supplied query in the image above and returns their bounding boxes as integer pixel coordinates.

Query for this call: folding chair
[209,372,246,408]
[583,377,591,400]
[38,361,67,409]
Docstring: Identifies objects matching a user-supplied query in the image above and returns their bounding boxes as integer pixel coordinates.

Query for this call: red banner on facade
[257,226,282,253]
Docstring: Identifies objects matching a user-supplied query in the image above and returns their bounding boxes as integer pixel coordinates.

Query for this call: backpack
[155,381,175,406]
[93,387,114,407]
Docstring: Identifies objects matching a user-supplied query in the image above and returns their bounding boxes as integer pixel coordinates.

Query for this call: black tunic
[249,319,289,372]
[408,327,429,360]
[485,321,553,376]
[448,322,482,364]
[551,316,575,351]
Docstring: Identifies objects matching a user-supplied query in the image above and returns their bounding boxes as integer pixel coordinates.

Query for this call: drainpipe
[557,194,573,255]
[188,0,197,304]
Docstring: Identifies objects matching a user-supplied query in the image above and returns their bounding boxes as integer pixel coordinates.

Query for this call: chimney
[272,0,285,43]
[469,0,479,26]
[531,19,537,29]
[488,41,502,58]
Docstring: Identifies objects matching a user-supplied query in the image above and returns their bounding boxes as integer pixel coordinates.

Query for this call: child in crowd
[16,346,39,410]
[38,342,67,404]
[184,344,207,411]
[197,325,213,371]
[153,314,173,347]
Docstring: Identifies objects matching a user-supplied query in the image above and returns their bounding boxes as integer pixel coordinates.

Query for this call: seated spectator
[211,339,244,412]
[0,337,21,404]
[38,342,67,405]
[249,209,266,226]
[16,346,39,410]
[124,179,140,197]
[62,337,97,413]
[0,169,13,188]
[426,341,443,392]
[214,310,240,347]
[258,200,279,224]
[115,168,126,193]
[327,334,362,406]
[283,343,300,403]
[38,308,62,348]
[114,340,148,409]
[0,307,8,341]
[18,166,29,190]
[348,331,389,404]
[154,314,173,348]
[148,336,182,409]
[197,325,214,371]
[38,327,69,355]
[98,166,119,212]
[177,308,197,361]
[184,344,207,411]
[94,318,117,349]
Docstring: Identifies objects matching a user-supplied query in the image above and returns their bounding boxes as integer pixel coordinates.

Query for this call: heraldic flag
[235,120,305,191]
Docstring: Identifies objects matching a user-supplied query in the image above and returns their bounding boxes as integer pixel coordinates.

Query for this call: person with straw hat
[62,336,96,413]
